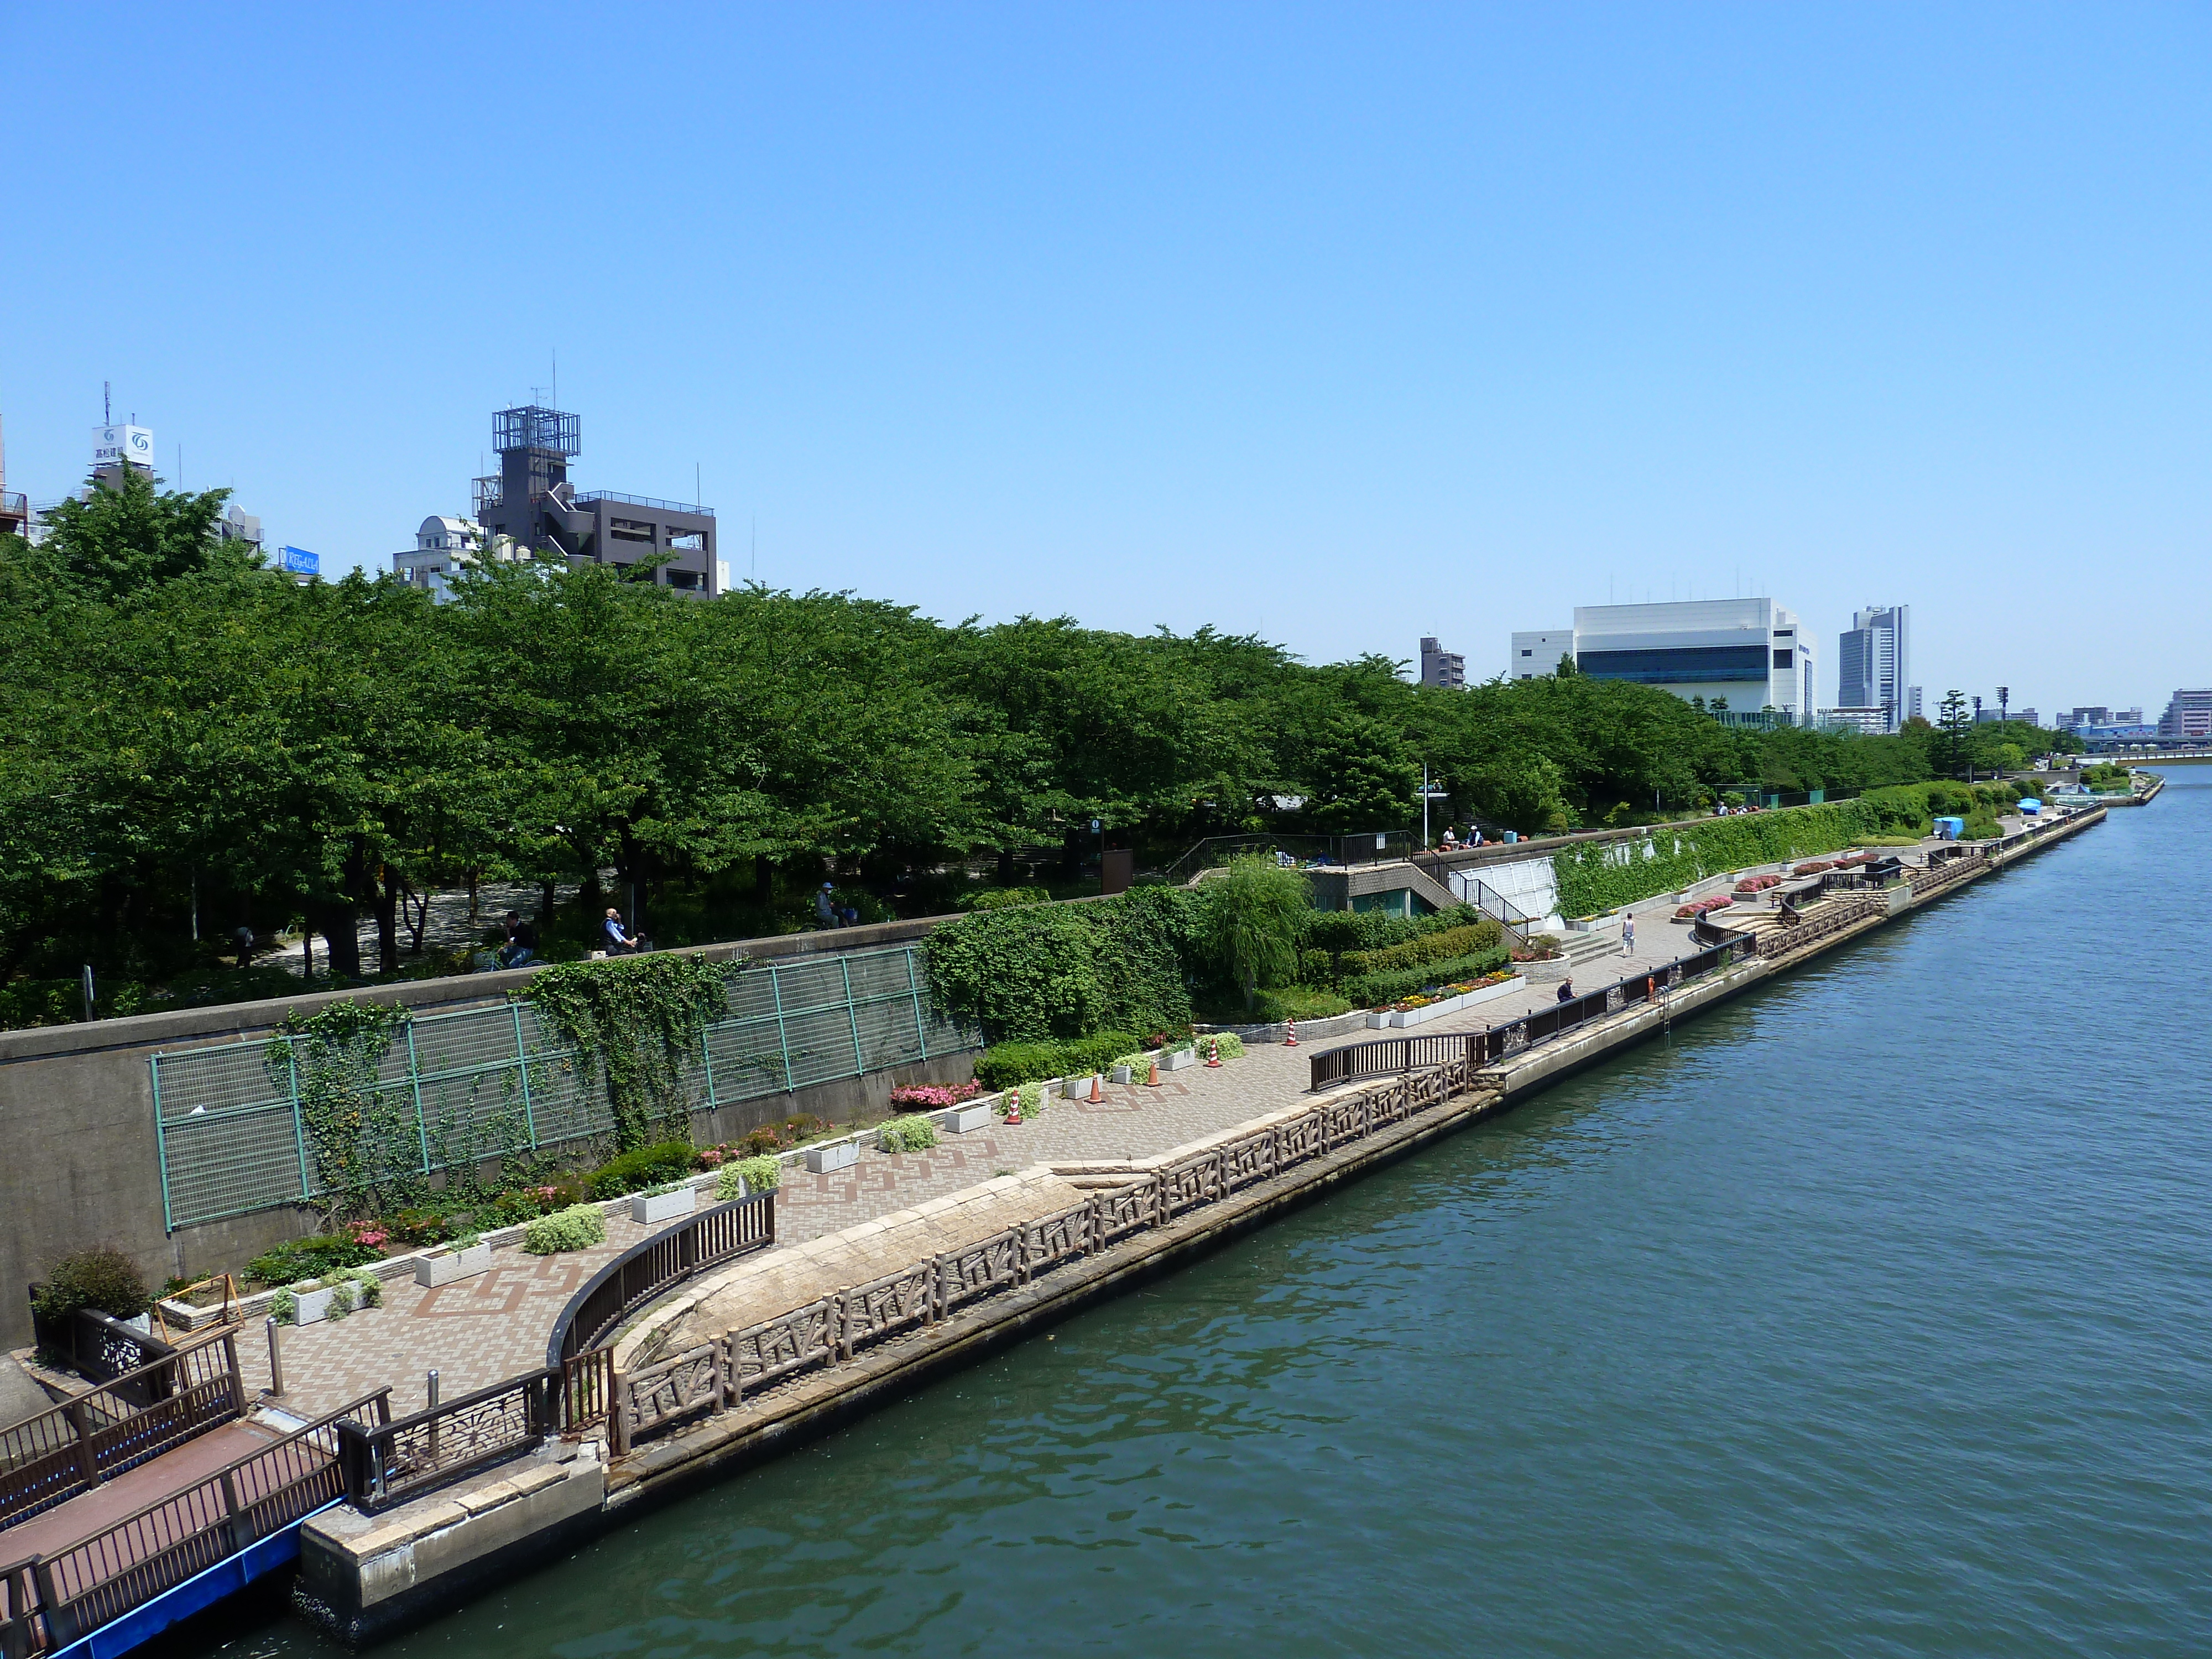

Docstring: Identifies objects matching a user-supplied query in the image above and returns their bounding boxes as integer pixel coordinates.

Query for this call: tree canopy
[0,487,2077,1009]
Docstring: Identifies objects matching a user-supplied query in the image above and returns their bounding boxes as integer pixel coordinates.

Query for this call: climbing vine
[263,999,420,1224]
[1551,800,1885,916]
[519,954,744,1151]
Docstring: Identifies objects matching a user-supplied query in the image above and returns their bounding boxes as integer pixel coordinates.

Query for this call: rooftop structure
[474,405,720,595]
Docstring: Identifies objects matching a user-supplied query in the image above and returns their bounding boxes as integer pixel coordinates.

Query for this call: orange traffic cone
[1088,1073,1104,1103]
[1205,1037,1222,1068]
[1146,1059,1160,1087]
[1283,1016,1298,1048]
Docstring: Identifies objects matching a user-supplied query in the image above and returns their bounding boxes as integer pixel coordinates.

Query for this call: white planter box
[806,1140,859,1173]
[937,1103,997,1134]
[291,1285,336,1326]
[1366,977,1528,1029]
[1109,1065,1134,1084]
[1161,1048,1196,1072]
[414,1243,493,1287]
[631,1187,697,1225]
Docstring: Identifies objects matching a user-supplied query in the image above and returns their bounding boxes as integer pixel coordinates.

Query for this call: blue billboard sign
[275,546,320,576]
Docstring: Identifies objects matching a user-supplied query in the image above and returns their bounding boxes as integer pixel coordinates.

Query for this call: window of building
[1521,649,1532,656]
[1578,645,1767,684]
[1774,629,1793,638]
[1773,649,1794,669]
[666,569,702,591]
[667,531,704,551]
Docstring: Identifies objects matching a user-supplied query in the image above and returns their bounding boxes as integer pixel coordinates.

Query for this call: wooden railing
[0,1387,388,1655]
[0,1328,243,1532]
[336,1372,557,1514]
[546,1191,777,1370]
[606,1062,1472,1452]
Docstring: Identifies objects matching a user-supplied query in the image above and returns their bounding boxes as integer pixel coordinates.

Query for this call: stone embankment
[297,804,2106,1646]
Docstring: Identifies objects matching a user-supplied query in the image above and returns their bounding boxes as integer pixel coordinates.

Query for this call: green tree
[1198,856,1309,1012]
[1934,690,1973,776]
[32,468,263,600]
[1300,710,1418,833]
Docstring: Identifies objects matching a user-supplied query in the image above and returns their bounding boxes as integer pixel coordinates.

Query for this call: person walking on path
[1620,911,1636,956]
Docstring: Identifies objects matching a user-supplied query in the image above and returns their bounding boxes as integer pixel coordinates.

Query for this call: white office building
[1556,598,1817,724]
[1837,605,1910,732]
[1509,629,1574,680]
[394,515,509,602]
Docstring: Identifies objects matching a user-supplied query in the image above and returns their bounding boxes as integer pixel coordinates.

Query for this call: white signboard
[92,425,154,471]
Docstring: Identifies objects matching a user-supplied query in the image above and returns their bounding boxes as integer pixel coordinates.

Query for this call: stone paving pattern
[245,840,1939,1423]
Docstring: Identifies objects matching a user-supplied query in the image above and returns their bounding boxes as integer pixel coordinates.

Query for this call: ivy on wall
[1551,800,1886,916]
[263,999,420,1224]
[520,954,744,1152]
[923,886,1198,1043]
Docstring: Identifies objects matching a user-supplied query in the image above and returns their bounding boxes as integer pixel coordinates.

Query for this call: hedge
[974,1030,1142,1088]
[1339,946,1513,1011]
[1339,917,1505,979]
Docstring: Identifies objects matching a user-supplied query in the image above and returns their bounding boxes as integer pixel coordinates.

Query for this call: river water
[212,774,2212,1659]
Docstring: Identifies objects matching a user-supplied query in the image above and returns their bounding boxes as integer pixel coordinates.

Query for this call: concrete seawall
[298,805,2105,1646]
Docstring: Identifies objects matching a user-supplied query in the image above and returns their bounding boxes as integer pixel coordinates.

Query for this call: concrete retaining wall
[0,915,972,1352]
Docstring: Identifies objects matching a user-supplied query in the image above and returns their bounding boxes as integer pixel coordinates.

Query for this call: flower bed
[1673,895,1736,921]
[1734,874,1782,895]
[1366,972,1526,1029]
[1791,860,1834,877]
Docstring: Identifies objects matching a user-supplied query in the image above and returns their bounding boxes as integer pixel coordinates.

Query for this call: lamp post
[1418,764,1451,848]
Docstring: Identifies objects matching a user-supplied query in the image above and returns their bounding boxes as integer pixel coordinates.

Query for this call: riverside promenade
[235,822,2023,1424]
[233,911,1713,1422]
[273,805,2106,1647]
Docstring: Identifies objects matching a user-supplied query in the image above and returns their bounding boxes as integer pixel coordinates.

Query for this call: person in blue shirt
[602,908,641,954]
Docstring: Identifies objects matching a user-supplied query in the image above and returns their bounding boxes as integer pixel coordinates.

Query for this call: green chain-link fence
[148,945,974,1230]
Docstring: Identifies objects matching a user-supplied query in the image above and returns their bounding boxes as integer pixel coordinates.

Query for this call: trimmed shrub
[588,1140,699,1201]
[878,1115,940,1154]
[1253,987,1353,1022]
[974,1030,1142,1088]
[956,886,1050,911]
[523,1204,608,1255]
[734,1155,782,1195]
[1339,917,1505,979]
[34,1248,150,1323]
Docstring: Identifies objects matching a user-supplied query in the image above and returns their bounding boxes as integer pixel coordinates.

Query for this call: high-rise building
[1418,637,1465,690]
[1837,606,1909,732]
[474,405,720,595]
[2159,689,2212,740]
[1532,598,1817,724]
[1906,686,1924,722]
[0,415,25,541]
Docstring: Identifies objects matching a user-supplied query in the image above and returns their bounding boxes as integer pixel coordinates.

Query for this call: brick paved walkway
[242,857,1856,1425]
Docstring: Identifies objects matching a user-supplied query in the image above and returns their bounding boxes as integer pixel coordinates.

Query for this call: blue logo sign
[276,546,320,576]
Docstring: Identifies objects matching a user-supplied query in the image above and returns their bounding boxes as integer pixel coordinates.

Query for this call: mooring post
[265,1317,284,1396]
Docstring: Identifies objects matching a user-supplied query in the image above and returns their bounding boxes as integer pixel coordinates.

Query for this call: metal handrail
[337,1374,553,1513]
[572,490,715,518]
[545,1190,777,1369]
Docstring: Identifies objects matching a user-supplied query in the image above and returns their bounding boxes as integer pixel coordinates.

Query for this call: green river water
[202,770,2212,1658]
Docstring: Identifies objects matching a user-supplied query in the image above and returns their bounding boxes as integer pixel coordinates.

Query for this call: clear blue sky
[3,3,2205,718]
